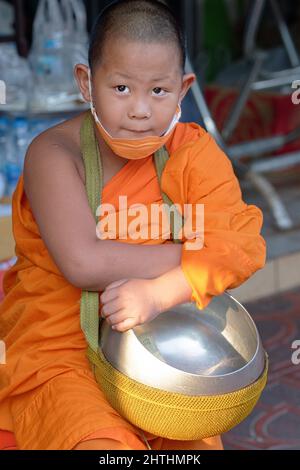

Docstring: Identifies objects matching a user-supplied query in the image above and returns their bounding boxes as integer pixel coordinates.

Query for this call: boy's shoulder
[25,113,86,183]
[31,111,83,137]
[166,121,231,176]
[167,122,214,155]
[29,112,84,151]
[167,121,207,155]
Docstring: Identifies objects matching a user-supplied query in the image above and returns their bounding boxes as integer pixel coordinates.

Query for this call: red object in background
[205,85,300,156]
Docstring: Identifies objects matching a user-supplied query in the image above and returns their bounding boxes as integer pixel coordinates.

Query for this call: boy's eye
[115,85,130,94]
[152,87,166,96]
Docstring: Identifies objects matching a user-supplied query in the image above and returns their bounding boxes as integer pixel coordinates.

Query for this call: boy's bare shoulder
[25,112,86,184]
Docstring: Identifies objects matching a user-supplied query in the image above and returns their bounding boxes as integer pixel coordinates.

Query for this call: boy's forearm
[152,266,193,312]
[78,240,183,291]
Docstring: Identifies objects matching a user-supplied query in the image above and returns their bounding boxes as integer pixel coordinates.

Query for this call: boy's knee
[73,437,132,450]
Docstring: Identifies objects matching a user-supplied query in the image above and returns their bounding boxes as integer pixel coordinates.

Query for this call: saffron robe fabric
[0,121,266,449]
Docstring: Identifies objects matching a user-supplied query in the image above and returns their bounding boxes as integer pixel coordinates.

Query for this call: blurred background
[0,0,299,450]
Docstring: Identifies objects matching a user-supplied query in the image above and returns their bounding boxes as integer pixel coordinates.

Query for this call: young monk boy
[0,0,266,450]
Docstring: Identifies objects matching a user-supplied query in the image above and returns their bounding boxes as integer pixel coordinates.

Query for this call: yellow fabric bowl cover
[87,346,268,441]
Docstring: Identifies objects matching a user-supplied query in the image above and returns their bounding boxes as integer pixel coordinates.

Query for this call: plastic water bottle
[29,0,75,109]
[0,171,5,199]
[0,43,32,112]
[5,118,29,196]
[65,0,89,66]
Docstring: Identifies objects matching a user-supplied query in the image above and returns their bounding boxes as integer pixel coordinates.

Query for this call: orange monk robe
[0,122,265,450]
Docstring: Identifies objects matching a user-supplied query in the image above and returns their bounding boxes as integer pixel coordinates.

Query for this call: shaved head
[88,0,186,73]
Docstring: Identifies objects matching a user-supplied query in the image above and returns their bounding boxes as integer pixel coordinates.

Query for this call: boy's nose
[128,101,151,120]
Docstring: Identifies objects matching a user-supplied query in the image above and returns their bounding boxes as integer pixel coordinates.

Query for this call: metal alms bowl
[99,292,266,396]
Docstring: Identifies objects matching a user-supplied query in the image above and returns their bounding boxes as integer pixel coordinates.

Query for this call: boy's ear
[179,73,196,103]
[74,64,91,103]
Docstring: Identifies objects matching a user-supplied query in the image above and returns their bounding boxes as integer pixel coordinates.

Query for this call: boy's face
[76,38,195,139]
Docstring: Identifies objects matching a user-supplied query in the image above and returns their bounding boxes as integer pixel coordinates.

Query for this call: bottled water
[0,114,67,199]
[29,0,78,110]
[0,44,32,112]
[0,171,5,199]
[63,0,89,66]
[5,118,29,197]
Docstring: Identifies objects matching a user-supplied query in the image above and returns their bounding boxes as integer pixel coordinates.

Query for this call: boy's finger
[101,299,123,317]
[105,279,129,291]
[112,318,137,332]
[100,288,119,304]
[106,310,132,326]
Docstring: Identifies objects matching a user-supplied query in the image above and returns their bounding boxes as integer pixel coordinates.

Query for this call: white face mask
[87,69,182,159]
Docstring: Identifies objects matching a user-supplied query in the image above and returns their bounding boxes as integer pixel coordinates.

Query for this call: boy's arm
[173,133,266,311]
[99,164,266,328]
[79,240,182,290]
[133,133,267,315]
[99,133,266,332]
[151,265,193,311]
[23,135,182,291]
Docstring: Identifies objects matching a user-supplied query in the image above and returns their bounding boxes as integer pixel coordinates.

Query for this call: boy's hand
[99,278,163,332]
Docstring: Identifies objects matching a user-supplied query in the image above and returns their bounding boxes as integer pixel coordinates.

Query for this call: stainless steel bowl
[99,292,266,396]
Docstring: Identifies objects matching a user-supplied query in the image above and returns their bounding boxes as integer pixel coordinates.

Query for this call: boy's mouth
[126,129,152,133]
